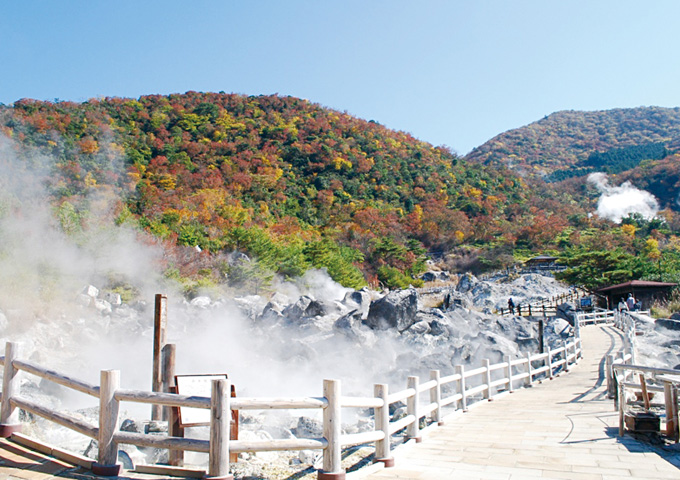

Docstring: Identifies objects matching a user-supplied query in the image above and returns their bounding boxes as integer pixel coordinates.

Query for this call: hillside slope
[0,92,541,288]
[465,106,680,179]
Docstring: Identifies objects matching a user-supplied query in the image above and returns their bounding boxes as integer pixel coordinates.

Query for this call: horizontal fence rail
[0,314,588,479]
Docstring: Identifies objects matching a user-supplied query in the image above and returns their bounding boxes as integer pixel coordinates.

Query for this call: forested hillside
[466,107,680,181]
[2,93,680,295]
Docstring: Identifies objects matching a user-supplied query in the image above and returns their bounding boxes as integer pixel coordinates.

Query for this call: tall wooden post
[152,294,168,421]
[0,342,21,437]
[320,379,344,480]
[208,379,233,479]
[373,384,393,467]
[94,370,121,476]
[547,347,553,380]
[538,319,544,354]
[563,341,570,373]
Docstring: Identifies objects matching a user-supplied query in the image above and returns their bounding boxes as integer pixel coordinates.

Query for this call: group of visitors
[618,293,642,312]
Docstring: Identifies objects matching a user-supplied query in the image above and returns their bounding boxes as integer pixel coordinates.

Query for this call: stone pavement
[363,324,680,480]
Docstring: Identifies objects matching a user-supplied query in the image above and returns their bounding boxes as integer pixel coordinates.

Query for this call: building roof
[596,280,677,293]
[524,255,558,264]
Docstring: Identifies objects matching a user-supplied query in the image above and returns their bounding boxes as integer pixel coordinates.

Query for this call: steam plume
[587,172,659,223]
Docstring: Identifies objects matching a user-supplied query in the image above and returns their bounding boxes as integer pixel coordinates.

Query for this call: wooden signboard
[175,374,228,427]
[173,374,238,463]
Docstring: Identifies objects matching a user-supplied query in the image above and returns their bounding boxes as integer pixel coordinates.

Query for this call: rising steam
[587,172,659,223]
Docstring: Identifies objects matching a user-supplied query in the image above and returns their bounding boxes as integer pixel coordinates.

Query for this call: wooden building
[595,280,677,310]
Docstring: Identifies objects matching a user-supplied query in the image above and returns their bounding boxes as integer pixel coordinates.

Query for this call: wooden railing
[613,363,680,440]
[0,331,584,479]
[601,310,679,441]
[498,289,586,317]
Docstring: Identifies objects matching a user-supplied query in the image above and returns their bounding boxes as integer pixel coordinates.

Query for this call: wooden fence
[597,310,680,441]
[0,329,584,479]
[498,289,586,317]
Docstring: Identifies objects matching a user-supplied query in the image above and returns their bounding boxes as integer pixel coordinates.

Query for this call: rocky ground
[0,270,677,479]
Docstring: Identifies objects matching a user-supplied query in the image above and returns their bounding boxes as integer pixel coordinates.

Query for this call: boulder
[293,416,323,438]
[656,318,680,331]
[342,289,372,317]
[190,296,212,308]
[282,295,314,321]
[104,292,122,306]
[407,320,431,335]
[364,289,419,332]
[82,285,99,298]
[421,272,438,282]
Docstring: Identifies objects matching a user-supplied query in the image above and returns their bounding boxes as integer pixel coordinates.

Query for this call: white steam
[587,172,659,223]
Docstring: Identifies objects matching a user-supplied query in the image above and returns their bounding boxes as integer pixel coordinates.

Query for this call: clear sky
[2,1,680,154]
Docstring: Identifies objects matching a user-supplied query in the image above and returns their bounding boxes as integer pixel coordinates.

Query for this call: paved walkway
[364,325,680,480]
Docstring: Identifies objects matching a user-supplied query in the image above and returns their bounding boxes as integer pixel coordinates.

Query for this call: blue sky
[1,1,679,154]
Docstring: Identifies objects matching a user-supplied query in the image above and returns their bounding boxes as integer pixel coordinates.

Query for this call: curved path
[364,325,680,480]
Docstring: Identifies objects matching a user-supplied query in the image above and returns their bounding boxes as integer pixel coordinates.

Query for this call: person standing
[626,294,635,311]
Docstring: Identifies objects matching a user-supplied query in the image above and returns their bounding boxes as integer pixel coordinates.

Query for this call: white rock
[82,285,99,298]
[190,296,212,308]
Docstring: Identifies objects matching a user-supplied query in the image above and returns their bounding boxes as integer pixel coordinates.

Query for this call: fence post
[94,370,121,476]
[664,382,678,440]
[455,365,467,411]
[161,343,176,422]
[430,370,443,425]
[483,360,492,400]
[504,356,513,393]
[547,347,553,380]
[525,354,532,387]
[208,378,232,479]
[606,354,615,398]
[563,341,570,373]
[406,376,421,442]
[373,384,393,467]
[320,379,344,480]
[0,342,21,437]
[618,373,626,436]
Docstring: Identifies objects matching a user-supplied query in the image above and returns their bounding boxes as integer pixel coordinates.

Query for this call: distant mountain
[465,106,680,180]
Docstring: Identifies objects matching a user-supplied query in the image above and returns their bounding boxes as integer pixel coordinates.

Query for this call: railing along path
[0,318,584,479]
[3,305,674,479]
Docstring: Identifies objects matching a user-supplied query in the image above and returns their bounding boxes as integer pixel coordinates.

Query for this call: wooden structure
[0,328,584,479]
[589,309,680,441]
[596,280,677,310]
[498,289,586,317]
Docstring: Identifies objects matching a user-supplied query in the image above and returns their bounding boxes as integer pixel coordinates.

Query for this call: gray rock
[104,292,122,306]
[364,289,419,332]
[342,290,372,317]
[407,320,431,335]
[293,416,323,438]
[283,295,314,321]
